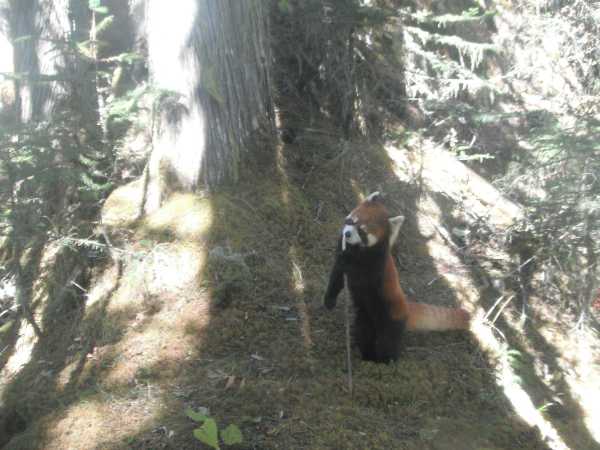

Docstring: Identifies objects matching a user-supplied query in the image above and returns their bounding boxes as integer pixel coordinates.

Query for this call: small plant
[185,408,243,449]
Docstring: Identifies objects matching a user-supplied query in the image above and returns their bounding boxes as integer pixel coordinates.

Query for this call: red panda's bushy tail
[405,302,470,332]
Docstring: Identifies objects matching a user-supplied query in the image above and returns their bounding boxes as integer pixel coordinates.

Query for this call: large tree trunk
[0,5,16,124]
[137,0,274,212]
[7,0,98,130]
[3,1,101,341]
[9,0,70,123]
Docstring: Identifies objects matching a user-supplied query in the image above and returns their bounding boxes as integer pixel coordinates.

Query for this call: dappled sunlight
[96,242,210,385]
[0,31,13,114]
[101,178,145,228]
[385,140,596,450]
[147,0,197,93]
[44,192,214,447]
[145,0,206,192]
[478,290,600,449]
[387,143,479,314]
[568,331,600,444]
[472,320,570,450]
[142,192,213,241]
[288,246,312,350]
[1,322,37,379]
[275,126,312,351]
[493,4,584,115]
[2,241,75,385]
[386,139,522,228]
[143,242,207,294]
[85,262,122,309]
[531,309,600,446]
[43,392,162,450]
[275,138,290,207]
[412,194,478,314]
[7,0,599,448]
[0,33,11,75]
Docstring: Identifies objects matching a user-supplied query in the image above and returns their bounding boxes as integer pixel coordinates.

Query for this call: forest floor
[2,2,600,450]
[1,126,598,449]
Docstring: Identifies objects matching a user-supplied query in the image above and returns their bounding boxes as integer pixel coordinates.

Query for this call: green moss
[1,133,550,450]
[0,319,14,338]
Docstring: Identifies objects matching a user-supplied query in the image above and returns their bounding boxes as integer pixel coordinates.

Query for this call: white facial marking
[366,233,378,246]
[342,224,362,249]
[366,191,381,202]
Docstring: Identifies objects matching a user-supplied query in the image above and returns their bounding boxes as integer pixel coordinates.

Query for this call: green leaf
[96,15,114,34]
[220,424,243,446]
[185,407,209,423]
[278,0,289,13]
[89,0,109,14]
[193,419,220,449]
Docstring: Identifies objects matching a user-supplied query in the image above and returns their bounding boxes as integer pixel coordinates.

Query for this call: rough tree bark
[133,0,274,213]
[0,4,16,124]
[6,0,98,130]
[2,1,100,342]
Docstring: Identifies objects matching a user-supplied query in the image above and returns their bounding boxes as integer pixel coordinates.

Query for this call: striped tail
[405,302,470,332]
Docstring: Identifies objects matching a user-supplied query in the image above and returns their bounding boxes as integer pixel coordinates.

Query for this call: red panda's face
[342,192,405,251]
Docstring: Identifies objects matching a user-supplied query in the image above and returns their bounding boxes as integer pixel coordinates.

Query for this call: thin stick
[491,295,515,325]
[343,274,353,395]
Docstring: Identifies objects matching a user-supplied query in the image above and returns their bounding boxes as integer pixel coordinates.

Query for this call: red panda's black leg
[355,309,377,361]
[374,320,405,363]
[324,239,344,309]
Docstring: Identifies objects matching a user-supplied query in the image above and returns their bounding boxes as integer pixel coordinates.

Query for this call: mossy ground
[0,128,556,450]
[3,2,600,447]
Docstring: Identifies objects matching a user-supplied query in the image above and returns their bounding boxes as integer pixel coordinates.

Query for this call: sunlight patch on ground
[44,393,162,450]
[144,243,207,294]
[101,178,144,227]
[1,322,37,379]
[288,246,312,349]
[47,245,210,448]
[386,141,577,450]
[535,311,600,446]
[98,238,209,384]
[273,107,289,206]
[413,194,479,314]
[2,242,68,384]
[85,262,122,309]
[143,193,213,241]
[492,295,600,448]
[472,320,571,450]
[275,140,290,206]
[568,331,600,444]
[49,190,213,449]
[386,139,523,228]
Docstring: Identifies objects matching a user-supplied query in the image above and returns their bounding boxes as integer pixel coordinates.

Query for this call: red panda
[324,192,470,363]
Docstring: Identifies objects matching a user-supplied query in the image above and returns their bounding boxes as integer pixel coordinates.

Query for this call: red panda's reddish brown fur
[324,193,470,362]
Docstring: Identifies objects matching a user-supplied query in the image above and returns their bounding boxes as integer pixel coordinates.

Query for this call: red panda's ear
[365,191,383,202]
[389,215,405,247]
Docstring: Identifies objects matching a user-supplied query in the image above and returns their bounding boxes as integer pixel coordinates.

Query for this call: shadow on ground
[1,101,554,449]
